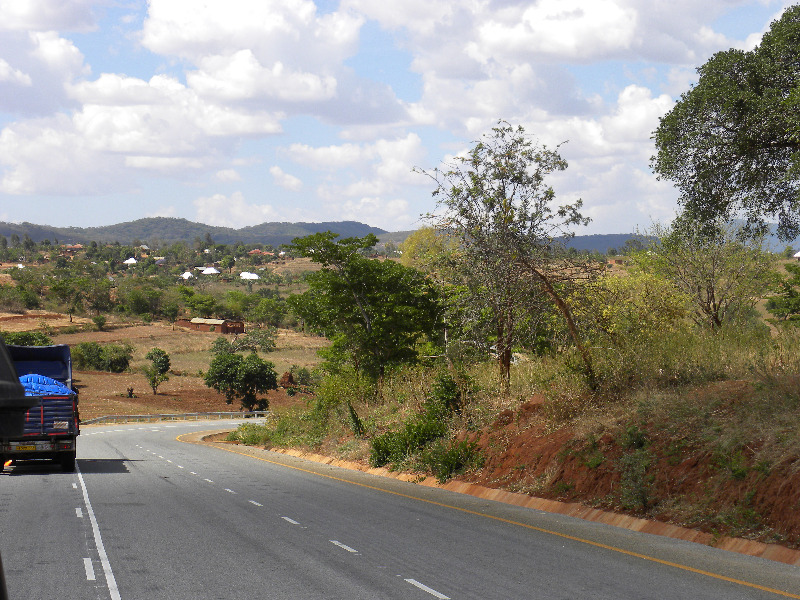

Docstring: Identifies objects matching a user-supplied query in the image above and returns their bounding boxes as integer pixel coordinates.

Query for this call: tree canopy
[651,6,800,240]
[288,232,442,382]
[417,121,598,389]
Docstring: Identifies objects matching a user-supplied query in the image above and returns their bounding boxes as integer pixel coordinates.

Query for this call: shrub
[420,439,484,483]
[0,330,52,346]
[92,315,106,331]
[72,342,133,372]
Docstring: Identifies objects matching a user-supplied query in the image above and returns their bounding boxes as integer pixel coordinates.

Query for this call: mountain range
[0,217,649,253]
[12,216,790,255]
[0,217,387,248]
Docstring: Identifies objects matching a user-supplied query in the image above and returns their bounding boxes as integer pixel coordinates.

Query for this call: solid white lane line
[404,579,450,599]
[83,558,96,581]
[249,500,263,507]
[76,507,83,518]
[330,540,359,554]
[224,488,236,494]
[281,516,299,525]
[77,463,121,600]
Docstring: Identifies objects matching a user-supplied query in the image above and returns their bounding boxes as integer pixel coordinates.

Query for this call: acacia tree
[288,232,442,386]
[633,218,776,329]
[417,121,599,390]
[652,6,800,240]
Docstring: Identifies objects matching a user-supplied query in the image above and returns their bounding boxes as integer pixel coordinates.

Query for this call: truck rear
[0,344,79,472]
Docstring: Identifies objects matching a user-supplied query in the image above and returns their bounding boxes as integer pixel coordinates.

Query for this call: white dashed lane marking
[404,579,450,599]
[83,558,95,581]
[330,540,359,554]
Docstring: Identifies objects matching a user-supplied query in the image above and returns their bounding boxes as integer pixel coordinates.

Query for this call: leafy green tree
[185,292,218,317]
[248,296,286,327]
[416,121,598,389]
[204,350,277,410]
[766,262,800,323]
[220,255,236,273]
[398,227,459,277]
[288,232,442,384]
[652,6,800,240]
[232,328,276,353]
[143,348,170,394]
[634,219,776,329]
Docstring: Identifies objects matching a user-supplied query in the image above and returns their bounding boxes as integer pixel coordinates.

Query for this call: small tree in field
[143,348,170,394]
[204,350,277,410]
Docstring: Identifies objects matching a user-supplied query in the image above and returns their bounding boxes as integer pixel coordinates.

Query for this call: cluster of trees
[1,255,294,328]
[287,111,796,397]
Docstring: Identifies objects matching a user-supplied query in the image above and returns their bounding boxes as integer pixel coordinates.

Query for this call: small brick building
[175,317,245,334]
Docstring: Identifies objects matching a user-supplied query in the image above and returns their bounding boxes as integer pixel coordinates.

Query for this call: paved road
[1,420,799,599]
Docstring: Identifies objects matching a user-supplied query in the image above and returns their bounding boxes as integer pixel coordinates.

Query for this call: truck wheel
[60,453,76,473]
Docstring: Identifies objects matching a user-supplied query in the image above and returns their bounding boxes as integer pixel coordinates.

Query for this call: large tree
[417,121,600,390]
[652,6,800,240]
[288,232,442,384]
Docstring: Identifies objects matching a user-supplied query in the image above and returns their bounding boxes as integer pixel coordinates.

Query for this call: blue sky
[0,0,793,235]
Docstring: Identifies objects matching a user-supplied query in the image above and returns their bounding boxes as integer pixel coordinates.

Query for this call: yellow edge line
[178,433,800,599]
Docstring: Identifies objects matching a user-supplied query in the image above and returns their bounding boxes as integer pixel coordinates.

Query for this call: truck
[0,344,79,472]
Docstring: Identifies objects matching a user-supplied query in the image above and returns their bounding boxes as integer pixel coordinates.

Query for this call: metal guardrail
[81,411,270,425]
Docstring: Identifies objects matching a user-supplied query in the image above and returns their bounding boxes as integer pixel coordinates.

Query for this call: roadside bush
[420,439,484,483]
[72,341,133,372]
[0,330,52,346]
[369,391,452,467]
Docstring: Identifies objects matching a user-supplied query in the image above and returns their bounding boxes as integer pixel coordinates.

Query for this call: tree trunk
[527,263,596,388]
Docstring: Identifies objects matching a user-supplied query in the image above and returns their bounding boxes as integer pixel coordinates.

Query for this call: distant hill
[0,217,386,247]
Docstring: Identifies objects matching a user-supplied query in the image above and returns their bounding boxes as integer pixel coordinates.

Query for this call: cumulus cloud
[0,0,98,33]
[269,166,303,191]
[194,192,278,227]
[0,31,88,115]
[0,70,287,195]
[0,59,31,86]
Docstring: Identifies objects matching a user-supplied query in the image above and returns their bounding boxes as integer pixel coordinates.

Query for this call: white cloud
[216,169,242,182]
[0,59,31,85]
[194,192,278,228]
[269,166,302,191]
[0,70,288,195]
[0,0,97,33]
[0,31,88,115]
[340,197,410,225]
[188,50,338,103]
[470,0,638,62]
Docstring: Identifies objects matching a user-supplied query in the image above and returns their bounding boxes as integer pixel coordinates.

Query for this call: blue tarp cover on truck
[19,374,73,397]
[17,374,78,436]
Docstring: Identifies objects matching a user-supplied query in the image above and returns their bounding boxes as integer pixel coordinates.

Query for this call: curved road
[1,420,799,599]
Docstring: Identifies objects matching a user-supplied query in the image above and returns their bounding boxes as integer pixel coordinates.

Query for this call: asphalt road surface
[1,420,799,599]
